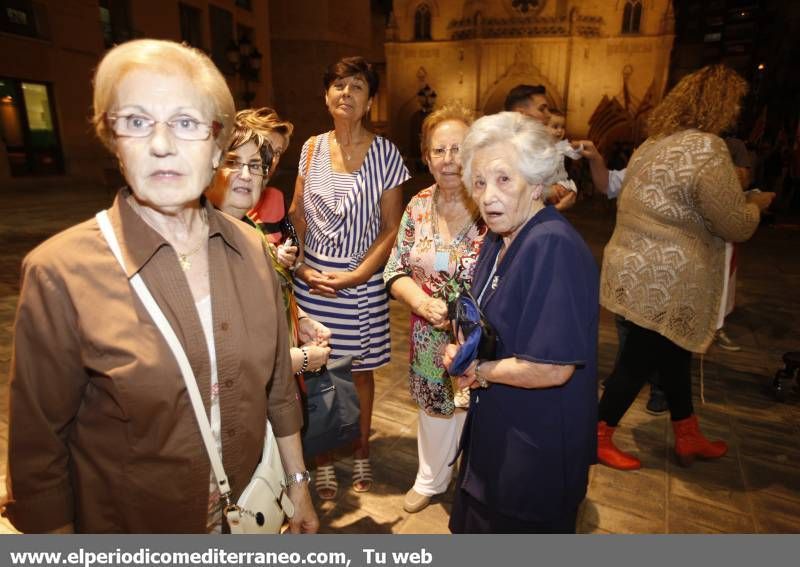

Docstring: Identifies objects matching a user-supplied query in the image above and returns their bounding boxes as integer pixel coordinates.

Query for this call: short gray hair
[461,111,560,190]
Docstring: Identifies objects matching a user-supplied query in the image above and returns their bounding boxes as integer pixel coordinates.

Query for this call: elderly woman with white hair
[4,39,317,533]
[443,112,599,533]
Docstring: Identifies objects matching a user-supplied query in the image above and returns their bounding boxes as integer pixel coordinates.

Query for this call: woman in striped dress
[289,56,410,499]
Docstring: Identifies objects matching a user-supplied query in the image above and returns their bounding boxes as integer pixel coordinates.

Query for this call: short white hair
[461,111,561,189]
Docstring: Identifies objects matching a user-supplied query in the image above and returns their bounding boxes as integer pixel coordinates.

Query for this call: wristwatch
[283,470,311,488]
[475,361,490,389]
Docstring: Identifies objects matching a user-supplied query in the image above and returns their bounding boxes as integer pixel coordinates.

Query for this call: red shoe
[672,415,727,467]
[597,421,641,470]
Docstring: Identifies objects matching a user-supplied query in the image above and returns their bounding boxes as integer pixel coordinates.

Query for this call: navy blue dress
[449,206,599,533]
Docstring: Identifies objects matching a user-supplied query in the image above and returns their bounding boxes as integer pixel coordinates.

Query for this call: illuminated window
[622,0,642,34]
[414,3,432,41]
[0,78,64,176]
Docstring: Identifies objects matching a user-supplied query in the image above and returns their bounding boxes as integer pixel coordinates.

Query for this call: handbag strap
[303,135,317,178]
[95,210,235,504]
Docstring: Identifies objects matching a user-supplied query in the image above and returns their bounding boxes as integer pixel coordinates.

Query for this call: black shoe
[646,385,668,415]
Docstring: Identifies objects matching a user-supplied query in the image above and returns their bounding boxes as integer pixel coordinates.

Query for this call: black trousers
[599,321,693,426]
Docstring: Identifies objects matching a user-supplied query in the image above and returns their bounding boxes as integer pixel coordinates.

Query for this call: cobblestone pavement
[1,183,798,534]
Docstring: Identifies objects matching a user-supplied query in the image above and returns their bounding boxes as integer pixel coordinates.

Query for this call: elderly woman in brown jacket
[597,65,774,471]
[3,40,318,533]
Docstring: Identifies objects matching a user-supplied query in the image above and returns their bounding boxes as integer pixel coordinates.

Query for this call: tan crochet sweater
[600,130,760,353]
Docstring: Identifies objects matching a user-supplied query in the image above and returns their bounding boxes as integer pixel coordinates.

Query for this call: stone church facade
[384,0,675,162]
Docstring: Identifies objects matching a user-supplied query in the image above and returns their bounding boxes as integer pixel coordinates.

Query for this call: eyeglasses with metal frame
[430,145,460,160]
[106,112,221,141]
[220,158,267,177]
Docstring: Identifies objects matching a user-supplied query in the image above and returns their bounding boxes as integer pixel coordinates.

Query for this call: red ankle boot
[597,421,641,470]
[672,415,727,467]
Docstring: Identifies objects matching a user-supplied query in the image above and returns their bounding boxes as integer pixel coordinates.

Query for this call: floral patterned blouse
[384,185,487,415]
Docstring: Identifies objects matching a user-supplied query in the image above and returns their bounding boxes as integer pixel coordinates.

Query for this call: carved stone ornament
[510,0,543,15]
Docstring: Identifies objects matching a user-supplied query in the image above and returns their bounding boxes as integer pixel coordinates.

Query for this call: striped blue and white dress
[295,132,410,370]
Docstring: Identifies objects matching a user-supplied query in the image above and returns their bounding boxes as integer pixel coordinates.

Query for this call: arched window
[414,4,432,41]
[622,0,642,34]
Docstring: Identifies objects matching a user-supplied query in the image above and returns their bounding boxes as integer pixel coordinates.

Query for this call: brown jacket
[600,130,760,353]
[3,189,302,533]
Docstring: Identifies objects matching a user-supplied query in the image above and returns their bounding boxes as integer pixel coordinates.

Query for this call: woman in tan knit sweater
[597,65,775,470]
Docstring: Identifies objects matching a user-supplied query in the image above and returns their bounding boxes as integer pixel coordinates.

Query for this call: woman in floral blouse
[384,103,486,514]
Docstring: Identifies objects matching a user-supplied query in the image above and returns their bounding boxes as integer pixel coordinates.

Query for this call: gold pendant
[178,254,191,271]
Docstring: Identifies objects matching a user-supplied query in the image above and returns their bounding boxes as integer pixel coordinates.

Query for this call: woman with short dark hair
[289,56,409,499]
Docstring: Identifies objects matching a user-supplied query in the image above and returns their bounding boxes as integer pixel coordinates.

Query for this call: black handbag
[301,356,361,457]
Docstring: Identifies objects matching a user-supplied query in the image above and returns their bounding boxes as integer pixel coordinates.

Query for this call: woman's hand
[301,345,331,372]
[295,265,338,297]
[444,344,482,389]
[415,297,449,329]
[554,190,577,211]
[573,140,601,161]
[746,191,776,212]
[276,240,298,269]
[547,184,570,204]
[443,343,458,370]
[286,484,319,534]
[298,317,331,346]
[274,432,318,533]
[319,270,364,291]
[455,360,481,390]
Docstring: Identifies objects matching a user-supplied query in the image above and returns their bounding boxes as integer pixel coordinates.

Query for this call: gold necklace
[177,238,206,271]
[175,212,208,271]
[128,195,208,271]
